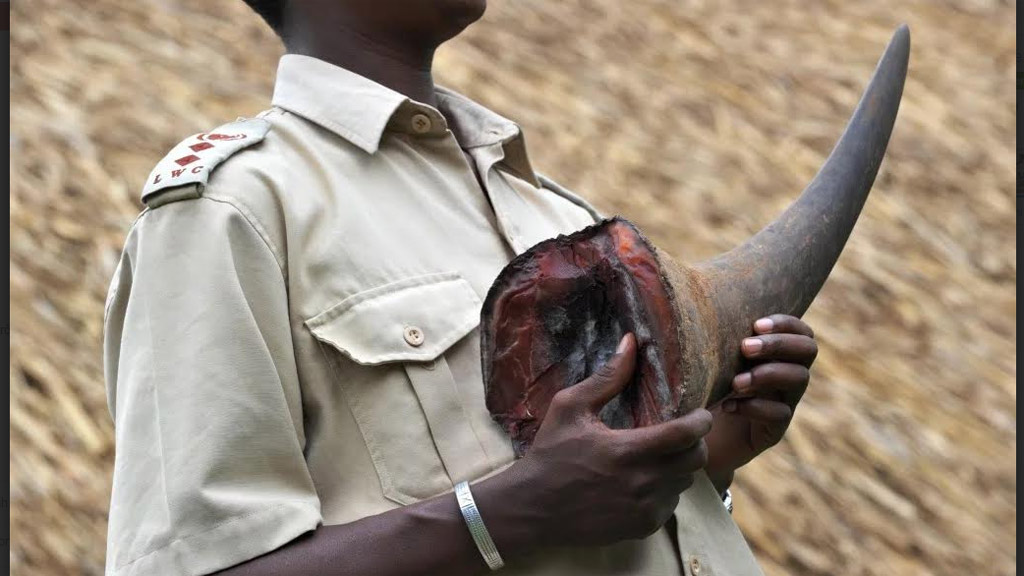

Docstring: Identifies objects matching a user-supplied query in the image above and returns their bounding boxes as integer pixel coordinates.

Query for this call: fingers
[721,397,793,423]
[559,333,638,414]
[741,333,818,365]
[753,314,814,338]
[739,315,816,407]
[659,438,709,475]
[732,362,810,402]
[615,409,713,457]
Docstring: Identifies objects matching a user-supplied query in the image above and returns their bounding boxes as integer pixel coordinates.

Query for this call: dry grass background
[9,0,1016,574]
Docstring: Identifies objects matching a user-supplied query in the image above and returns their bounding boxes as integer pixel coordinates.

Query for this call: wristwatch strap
[722,488,734,514]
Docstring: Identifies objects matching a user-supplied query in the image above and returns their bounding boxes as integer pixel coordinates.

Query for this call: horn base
[480,218,695,456]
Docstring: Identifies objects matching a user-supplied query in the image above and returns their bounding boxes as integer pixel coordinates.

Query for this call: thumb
[572,333,638,414]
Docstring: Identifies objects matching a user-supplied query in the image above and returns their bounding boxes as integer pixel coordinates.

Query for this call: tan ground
[10,0,1016,574]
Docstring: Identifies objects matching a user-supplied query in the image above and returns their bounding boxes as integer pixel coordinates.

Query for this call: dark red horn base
[481,218,690,456]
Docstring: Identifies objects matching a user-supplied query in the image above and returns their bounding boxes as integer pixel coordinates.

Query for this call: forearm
[216,467,540,576]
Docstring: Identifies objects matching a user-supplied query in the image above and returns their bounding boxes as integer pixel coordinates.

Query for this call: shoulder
[140,114,276,209]
[535,173,604,223]
[139,108,320,213]
[135,111,305,264]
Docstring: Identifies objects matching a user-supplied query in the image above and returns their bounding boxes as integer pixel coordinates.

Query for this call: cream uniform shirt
[103,54,764,576]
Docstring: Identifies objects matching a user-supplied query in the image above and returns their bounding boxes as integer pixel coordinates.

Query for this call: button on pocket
[403,326,425,347]
[306,272,493,504]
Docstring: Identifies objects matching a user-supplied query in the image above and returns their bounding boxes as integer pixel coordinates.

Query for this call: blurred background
[9,0,1016,574]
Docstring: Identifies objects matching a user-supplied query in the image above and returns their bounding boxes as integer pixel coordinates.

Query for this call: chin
[445,0,487,17]
[435,0,487,37]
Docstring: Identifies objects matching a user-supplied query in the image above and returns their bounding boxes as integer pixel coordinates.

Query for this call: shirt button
[403,326,425,347]
[411,114,432,134]
[689,557,702,574]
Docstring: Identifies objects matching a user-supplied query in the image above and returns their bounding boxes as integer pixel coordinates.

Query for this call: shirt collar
[272,54,407,154]
[271,54,537,184]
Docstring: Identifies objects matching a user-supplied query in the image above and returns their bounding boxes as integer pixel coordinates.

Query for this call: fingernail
[723,400,737,413]
[733,372,752,392]
[755,318,774,333]
[743,338,763,355]
[616,333,631,354]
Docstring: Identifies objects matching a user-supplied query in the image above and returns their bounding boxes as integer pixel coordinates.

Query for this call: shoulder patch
[141,117,270,206]
[536,173,603,223]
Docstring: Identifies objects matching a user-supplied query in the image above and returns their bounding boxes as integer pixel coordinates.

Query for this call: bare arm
[216,465,534,576]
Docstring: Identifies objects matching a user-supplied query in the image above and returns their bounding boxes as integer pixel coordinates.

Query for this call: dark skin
[281,0,488,106]
[218,2,819,573]
[705,314,819,492]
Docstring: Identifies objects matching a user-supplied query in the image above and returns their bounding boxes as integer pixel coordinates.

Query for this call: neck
[283,22,439,107]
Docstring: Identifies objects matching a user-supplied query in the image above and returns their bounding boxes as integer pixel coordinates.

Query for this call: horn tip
[880,24,911,76]
[893,24,911,50]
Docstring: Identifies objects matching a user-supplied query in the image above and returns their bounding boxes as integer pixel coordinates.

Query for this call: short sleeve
[103,196,322,576]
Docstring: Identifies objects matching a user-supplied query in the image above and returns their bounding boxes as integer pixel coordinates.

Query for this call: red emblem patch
[189,142,214,152]
[174,154,201,166]
[197,133,247,142]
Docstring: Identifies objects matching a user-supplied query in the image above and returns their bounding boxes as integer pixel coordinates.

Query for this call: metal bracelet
[722,488,734,515]
[455,481,505,571]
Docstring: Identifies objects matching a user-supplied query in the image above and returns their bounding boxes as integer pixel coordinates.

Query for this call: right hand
[510,332,712,547]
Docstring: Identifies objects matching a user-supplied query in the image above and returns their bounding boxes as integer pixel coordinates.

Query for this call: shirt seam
[127,197,287,280]
[200,193,288,281]
[536,173,604,223]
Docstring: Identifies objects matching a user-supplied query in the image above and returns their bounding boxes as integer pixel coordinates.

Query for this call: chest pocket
[306,272,499,505]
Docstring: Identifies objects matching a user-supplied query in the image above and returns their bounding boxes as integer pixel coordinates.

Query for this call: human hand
[502,333,713,547]
[704,314,818,492]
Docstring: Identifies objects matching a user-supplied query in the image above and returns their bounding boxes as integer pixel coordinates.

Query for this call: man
[103,1,819,575]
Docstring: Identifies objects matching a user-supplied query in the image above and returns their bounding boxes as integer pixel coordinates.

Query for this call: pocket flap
[306,272,482,365]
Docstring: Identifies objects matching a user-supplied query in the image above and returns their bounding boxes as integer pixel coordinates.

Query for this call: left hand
[704,314,818,493]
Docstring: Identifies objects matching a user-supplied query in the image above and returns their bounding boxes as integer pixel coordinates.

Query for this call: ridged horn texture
[481,26,910,456]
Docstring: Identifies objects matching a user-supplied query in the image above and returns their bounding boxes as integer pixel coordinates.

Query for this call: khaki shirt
[103,54,764,576]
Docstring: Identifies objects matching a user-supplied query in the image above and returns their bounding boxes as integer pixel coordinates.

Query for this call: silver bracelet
[454,481,505,571]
